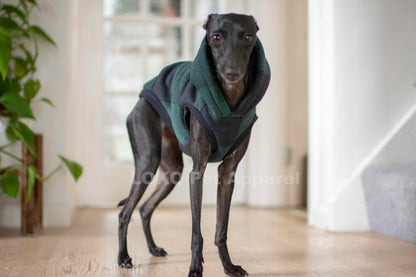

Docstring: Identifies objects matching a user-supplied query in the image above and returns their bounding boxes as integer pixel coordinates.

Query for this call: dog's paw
[224,264,248,276]
[118,254,133,269]
[188,269,203,277]
[149,246,168,257]
[188,252,204,277]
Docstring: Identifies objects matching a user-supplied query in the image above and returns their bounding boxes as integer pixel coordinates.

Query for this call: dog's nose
[225,73,240,82]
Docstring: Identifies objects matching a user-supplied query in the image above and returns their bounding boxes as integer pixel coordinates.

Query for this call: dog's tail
[117,198,128,207]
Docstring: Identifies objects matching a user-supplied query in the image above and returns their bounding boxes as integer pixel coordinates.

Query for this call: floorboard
[1,207,415,276]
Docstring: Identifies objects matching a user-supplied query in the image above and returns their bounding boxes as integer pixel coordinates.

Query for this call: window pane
[150,0,180,17]
[147,24,182,79]
[103,0,141,16]
[191,0,220,20]
[104,22,145,93]
[103,96,138,164]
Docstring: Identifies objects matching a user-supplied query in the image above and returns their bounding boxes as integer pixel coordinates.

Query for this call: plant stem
[32,33,38,64]
[0,148,22,162]
[0,164,22,173]
[36,163,63,182]
[0,142,15,150]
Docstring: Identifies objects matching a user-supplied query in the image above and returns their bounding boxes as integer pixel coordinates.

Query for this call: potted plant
[0,0,82,233]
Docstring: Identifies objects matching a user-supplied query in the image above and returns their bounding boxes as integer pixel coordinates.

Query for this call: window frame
[102,0,215,165]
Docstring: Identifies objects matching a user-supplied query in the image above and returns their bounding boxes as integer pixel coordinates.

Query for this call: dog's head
[203,13,259,84]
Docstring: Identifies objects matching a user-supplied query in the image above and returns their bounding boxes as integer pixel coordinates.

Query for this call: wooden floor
[1,207,416,277]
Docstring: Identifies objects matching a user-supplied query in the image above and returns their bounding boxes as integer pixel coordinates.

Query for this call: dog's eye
[212,34,223,44]
[244,34,253,43]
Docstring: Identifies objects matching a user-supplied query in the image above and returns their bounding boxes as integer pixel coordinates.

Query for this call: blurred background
[1,0,415,245]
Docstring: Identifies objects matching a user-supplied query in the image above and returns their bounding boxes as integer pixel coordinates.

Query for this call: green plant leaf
[29,25,56,46]
[1,4,27,23]
[40,97,54,107]
[18,44,33,64]
[19,0,28,12]
[0,18,25,38]
[8,78,22,94]
[16,121,36,156]
[24,79,40,100]
[0,171,19,198]
[58,155,83,182]
[0,78,11,94]
[9,115,19,125]
[27,165,36,201]
[13,57,28,78]
[27,0,39,7]
[0,27,12,80]
[19,44,36,71]
[0,78,8,93]
[0,92,35,119]
[0,78,23,95]
[5,125,19,141]
[6,121,36,156]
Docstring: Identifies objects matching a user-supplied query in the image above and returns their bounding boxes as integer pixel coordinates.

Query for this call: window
[102,0,222,164]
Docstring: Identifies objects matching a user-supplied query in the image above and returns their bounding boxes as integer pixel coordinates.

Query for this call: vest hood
[190,38,271,118]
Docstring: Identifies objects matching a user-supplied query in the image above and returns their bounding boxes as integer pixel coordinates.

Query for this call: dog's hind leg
[118,99,162,268]
[215,134,250,277]
[139,125,183,257]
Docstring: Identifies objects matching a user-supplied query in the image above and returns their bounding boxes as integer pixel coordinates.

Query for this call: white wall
[285,0,308,207]
[246,0,288,206]
[34,0,76,227]
[0,0,75,227]
[308,0,416,231]
[247,0,308,207]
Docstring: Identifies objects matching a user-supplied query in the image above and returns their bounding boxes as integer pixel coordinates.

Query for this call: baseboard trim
[308,204,332,230]
[44,204,74,227]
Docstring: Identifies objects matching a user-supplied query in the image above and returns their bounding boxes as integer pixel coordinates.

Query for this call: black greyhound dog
[117,13,270,277]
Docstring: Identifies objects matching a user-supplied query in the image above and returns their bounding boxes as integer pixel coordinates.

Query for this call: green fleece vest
[140,38,270,162]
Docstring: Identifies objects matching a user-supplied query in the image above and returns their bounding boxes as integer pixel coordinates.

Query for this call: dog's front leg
[215,134,250,277]
[188,115,211,277]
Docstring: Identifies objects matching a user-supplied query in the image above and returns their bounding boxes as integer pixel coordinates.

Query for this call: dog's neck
[217,74,247,111]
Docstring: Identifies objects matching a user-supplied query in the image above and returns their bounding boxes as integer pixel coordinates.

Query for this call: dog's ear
[250,16,259,32]
[203,14,216,30]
